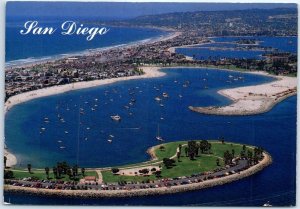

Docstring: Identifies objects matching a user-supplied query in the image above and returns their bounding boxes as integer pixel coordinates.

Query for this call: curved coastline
[189,74,297,115]
[4,152,272,198]
[4,66,296,167]
[4,66,165,167]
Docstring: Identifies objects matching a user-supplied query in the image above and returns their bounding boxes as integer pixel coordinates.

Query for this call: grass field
[102,140,252,183]
[7,140,253,183]
[9,169,98,182]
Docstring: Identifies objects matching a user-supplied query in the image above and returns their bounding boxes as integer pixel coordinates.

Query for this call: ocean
[4,27,297,206]
[5,20,167,66]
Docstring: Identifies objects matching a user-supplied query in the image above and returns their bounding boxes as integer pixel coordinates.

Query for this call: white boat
[111,115,121,121]
[155,97,162,101]
[263,201,272,207]
[64,131,69,134]
[178,94,183,98]
[60,146,65,149]
[107,139,113,143]
[162,92,169,98]
[109,134,114,138]
[156,124,164,141]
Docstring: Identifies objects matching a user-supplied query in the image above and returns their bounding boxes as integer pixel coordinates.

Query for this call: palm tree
[184,147,188,157]
[45,167,50,179]
[176,151,181,162]
[27,164,32,174]
[67,169,73,179]
[53,166,58,179]
[178,144,182,153]
[81,167,85,177]
[4,156,7,168]
[72,165,78,177]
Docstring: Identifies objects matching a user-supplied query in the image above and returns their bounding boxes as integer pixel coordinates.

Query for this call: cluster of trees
[163,158,176,169]
[111,167,161,178]
[223,150,235,165]
[4,170,14,179]
[184,140,212,160]
[242,147,264,166]
[48,162,85,180]
[223,145,264,166]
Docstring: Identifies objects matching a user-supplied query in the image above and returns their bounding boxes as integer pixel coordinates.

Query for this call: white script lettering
[61,21,109,41]
[20,21,56,35]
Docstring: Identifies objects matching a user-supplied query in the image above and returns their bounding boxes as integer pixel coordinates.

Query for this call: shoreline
[6,30,182,69]
[189,74,297,115]
[5,66,165,114]
[4,66,165,167]
[4,65,296,166]
[4,152,272,198]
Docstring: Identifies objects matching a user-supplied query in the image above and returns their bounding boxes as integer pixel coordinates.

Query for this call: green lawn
[154,141,185,160]
[160,155,222,179]
[102,140,253,183]
[8,140,254,183]
[10,169,98,181]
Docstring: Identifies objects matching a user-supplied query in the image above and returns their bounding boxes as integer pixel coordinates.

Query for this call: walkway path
[96,170,103,183]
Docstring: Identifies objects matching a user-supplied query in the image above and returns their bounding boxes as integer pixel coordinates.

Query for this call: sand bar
[189,74,297,115]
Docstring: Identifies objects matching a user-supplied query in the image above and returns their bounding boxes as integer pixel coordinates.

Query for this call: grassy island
[101,140,260,183]
[4,139,272,198]
[5,140,268,185]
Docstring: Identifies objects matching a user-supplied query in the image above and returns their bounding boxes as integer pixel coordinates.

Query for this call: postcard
[3,1,297,206]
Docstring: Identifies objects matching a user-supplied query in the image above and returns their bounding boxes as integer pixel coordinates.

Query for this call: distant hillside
[108,8,297,36]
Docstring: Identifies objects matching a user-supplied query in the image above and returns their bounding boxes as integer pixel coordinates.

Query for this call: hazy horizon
[6,2,297,20]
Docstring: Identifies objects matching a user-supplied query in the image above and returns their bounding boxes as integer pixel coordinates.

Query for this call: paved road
[5,159,249,191]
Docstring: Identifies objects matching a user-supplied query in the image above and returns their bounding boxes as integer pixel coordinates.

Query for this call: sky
[6,2,297,20]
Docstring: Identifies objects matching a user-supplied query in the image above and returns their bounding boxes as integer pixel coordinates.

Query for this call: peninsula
[189,72,297,115]
[4,140,272,198]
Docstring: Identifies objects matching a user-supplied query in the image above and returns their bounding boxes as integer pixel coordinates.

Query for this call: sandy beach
[5,65,297,166]
[6,31,182,70]
[4,66,165,167]
[189,74,297,115]
[5,67,165,114]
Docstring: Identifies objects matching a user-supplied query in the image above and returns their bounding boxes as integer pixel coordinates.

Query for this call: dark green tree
[27,164,32,174]
[45,167,50,179]
[216,158,220,166]
[53,166,58,179]
[111,168,120,174]
[81,167,85,176]
[4,156,7,168]
[163,158,175,169]
[4,170,14,179]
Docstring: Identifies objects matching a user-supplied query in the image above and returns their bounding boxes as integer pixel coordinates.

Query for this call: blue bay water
[4,25,297,206]
[4,68,296,206]
[176,36,297,60]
